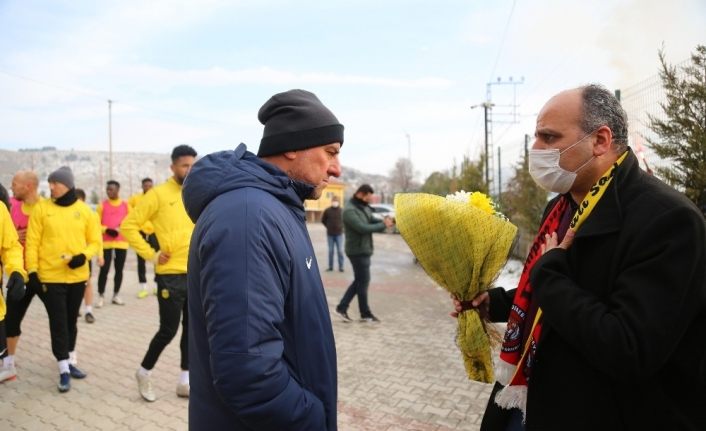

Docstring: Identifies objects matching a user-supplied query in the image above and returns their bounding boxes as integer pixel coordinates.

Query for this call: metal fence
[618,59,690,173]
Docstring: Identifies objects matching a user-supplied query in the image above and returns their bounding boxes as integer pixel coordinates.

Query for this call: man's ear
[593,125,612,157]
[282,151,297,161]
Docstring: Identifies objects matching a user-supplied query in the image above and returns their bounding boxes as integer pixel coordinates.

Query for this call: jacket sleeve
[343,207,385,234]
[195,206,326,430]
[24,202,43,274]
[121,190,158,261]
[321,209,328,227]
[531,204,706,381]
[96,201,107,233]
[0,204,27,280]
[80,205,102,259]
[487,287,515,322]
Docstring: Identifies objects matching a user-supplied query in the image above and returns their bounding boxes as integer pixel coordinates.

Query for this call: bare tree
[388,157,419,193]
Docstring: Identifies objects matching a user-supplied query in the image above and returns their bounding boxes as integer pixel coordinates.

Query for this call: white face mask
[331,201,340,208]
[528,132,595,194]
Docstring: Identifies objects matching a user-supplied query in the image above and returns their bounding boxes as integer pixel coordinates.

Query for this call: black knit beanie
[48,166,75,189]
[257,89,344,157]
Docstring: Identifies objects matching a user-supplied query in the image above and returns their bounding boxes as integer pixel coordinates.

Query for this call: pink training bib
[101,200,128,242]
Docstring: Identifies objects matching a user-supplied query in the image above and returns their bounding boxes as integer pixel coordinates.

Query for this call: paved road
[1,223,497,430]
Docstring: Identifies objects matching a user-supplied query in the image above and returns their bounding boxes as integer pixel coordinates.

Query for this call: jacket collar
[574,148,638,239]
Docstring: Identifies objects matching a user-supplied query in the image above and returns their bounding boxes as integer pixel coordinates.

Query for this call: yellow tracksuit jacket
[1,204,27,320]
[128,192,155,235]
[25,199,101,283]
[121,177,193,275]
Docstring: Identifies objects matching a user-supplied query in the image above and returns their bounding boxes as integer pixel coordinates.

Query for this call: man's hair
[171,145,197,163]
[355,184,374,195]
[141,177,153,184]
[75,188,86,201]
[106,180,120,188]
[580,84,629,151]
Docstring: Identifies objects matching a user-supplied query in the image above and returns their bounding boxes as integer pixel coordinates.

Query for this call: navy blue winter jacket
[182,144,337,431]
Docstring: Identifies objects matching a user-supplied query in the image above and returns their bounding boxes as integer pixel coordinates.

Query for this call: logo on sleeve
[305,257,312,269]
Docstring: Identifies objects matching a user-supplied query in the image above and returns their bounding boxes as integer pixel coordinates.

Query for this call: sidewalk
[1,223,498,430]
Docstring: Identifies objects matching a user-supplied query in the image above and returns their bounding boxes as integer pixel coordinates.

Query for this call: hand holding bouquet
[395,191,517,383]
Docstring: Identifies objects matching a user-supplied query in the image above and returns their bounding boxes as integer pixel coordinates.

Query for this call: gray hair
[580,84,629,152]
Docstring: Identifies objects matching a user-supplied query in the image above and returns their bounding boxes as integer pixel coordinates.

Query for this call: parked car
[369,203,398,233]
[369,203,395,222]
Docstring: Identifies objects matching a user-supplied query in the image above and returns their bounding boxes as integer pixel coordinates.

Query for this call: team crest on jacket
[74,211,81,219]
[161,289,170,299]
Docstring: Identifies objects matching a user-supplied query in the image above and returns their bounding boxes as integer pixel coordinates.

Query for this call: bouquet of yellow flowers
[394,191,517,383]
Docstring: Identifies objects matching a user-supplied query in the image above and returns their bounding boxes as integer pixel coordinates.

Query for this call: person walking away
[75,188,102,323]
[121,145,196,402]
[3,170,41,379]
[96,180,129,307]
[183,89,342,430]
[321,195,344,272]
[25,167,101,392]
[335,184,393,323]
[129,177,156,299]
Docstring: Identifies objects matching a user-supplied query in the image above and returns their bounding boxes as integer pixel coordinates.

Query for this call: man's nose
[328,160,341,178]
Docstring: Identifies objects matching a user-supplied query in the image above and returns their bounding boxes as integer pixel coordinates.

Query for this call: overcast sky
[1,0,704,179]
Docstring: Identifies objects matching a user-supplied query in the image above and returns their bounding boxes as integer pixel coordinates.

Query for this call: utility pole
[524,134,530,169]
[405,132,412,161]
[485,76,524,196]
[470,102,494,190]
[497,146,502,198]
[108,99,113,180]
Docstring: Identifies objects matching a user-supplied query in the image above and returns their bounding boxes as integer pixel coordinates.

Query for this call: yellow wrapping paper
[395,192,517,383]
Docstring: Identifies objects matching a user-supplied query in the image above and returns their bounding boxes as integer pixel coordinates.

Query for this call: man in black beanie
[183,89,342,430]
[25,166,101,392]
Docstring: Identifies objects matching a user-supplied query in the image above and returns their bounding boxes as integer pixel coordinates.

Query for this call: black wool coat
[485,150,706,431]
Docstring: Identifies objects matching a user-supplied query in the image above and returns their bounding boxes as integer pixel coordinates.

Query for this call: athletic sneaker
[360,314,381,323]
[85,312,95,323]
[136,370,156,402]
[58,372,71,393]
[0,365,17,383]
[137,290,149,299]
[335,307,353,323]
[69,364,87,379]
[112,295,125,305]
[176,383,190,398]
[96,295,104,308]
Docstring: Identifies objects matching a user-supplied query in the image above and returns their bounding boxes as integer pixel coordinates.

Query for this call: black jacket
[321,206,343,236]
[485,149,706,430]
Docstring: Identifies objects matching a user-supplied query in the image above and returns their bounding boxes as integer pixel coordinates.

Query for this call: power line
[487,0,517,82]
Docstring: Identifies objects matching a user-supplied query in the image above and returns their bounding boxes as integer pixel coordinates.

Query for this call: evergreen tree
[503,151,548,234]
[420,171,452,196]
[648,45,706,213]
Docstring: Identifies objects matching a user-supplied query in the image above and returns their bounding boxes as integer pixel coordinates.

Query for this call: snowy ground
[494,258,524,290]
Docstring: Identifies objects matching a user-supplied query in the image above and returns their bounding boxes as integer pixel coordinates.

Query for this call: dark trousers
[337,255,372,317]
[0,320,6,359]
[98,248,127,295]
[5,278,45,337]
[137,231,148,283]
[37,282,86,361]
[141,274,188,371]
[327,234,344,270]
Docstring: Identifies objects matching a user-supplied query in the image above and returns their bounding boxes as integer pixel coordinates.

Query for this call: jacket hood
[182,143,314,223]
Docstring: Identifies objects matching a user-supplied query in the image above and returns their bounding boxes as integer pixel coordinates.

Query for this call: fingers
[560,229,576,249]
[471,292,488,307]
